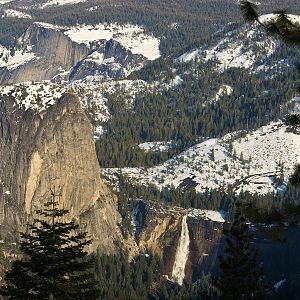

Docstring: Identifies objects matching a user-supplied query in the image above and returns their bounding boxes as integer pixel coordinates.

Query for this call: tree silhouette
[216,203,269,299]
[0,189,99,300]
[240,1,300,45]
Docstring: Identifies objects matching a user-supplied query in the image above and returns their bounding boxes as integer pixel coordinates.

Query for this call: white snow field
[65,23,161,60]
[41,0,88,8]
[103,121,300,195]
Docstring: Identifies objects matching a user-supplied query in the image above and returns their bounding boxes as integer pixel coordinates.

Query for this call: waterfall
[171,215,190,285]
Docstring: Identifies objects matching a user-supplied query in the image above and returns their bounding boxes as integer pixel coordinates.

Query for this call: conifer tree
[240,1,300,45]
[216,203,269,300]
[0,189,100,300]
[240,1,300,94]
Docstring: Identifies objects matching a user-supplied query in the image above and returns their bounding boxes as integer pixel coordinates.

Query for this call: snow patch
[41,0,88,8]
[188,209,225,222]
[213,85,233,102]
[138,141,174,152]
[1,9,32,19]
[65,23,160,60]
[259,14,300,25]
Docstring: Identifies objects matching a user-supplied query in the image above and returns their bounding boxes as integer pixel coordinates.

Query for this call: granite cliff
[0,22,148,84]
[0,92,129,254]
[0,23,89,84]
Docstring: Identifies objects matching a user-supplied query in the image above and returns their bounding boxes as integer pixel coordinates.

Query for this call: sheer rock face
[69,39,147,81]
[0,93,126,254]
[139,210,182,274]
[0,23,90,84]
[0,23,147,84]
[137,206,225,280]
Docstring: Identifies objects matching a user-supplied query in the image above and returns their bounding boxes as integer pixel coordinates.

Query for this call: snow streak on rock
[171,215,190,285]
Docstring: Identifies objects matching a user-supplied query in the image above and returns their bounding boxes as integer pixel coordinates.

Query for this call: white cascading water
[171,215,190,285]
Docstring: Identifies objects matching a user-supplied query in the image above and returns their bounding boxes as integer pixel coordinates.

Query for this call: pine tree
[216,203,269,300]
[240,2,300,88]
[240,1,300,45]
[0,190,100,300]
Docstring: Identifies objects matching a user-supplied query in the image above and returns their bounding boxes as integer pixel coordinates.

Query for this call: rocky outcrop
[69,39,147,81]
[139,208,182,273]
[0,23,90,84]
[0,92,128,254]
[137,204,225,281]
[0,23,148,84]
[186,217,224,282]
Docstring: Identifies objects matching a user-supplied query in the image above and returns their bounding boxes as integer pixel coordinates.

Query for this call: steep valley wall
[0,93,129,254]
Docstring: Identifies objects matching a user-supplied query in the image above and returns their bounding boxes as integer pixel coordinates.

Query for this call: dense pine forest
[96,44,299,168]
[0,1,300,299]
[1,0,300,54]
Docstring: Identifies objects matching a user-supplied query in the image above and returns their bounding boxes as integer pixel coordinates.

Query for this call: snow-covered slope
[65,23,160,61]
[177,23,277,73]
[0,46,36,70]
[0,21,160,84]
[177,14,300,74]
[103,121,300,195]
[1,9,32,19]
[41,0,88,8]
[0,81,66,111]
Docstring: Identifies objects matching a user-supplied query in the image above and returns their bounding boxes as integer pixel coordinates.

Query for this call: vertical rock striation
[137,205,225,281]
[0,92,127,254]
[0,23,90,84]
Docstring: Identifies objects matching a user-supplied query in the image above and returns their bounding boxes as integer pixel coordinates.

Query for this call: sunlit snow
[65,24,161,60]
[103,121,300,195]
[1,9,32,19]
[41,0,88,8]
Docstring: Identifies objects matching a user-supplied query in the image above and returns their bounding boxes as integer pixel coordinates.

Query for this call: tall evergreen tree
[0,190,100,300]
[216,203,269,300]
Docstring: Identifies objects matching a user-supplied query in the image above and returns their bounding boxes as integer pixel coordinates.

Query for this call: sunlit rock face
[137,204,225,282]
[0,92,130,254]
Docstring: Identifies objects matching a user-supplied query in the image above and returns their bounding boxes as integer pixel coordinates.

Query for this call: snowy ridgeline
[103,121,300,195]
[0,21,160,74]
[176,24,276,73]
[176,14,300,75]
